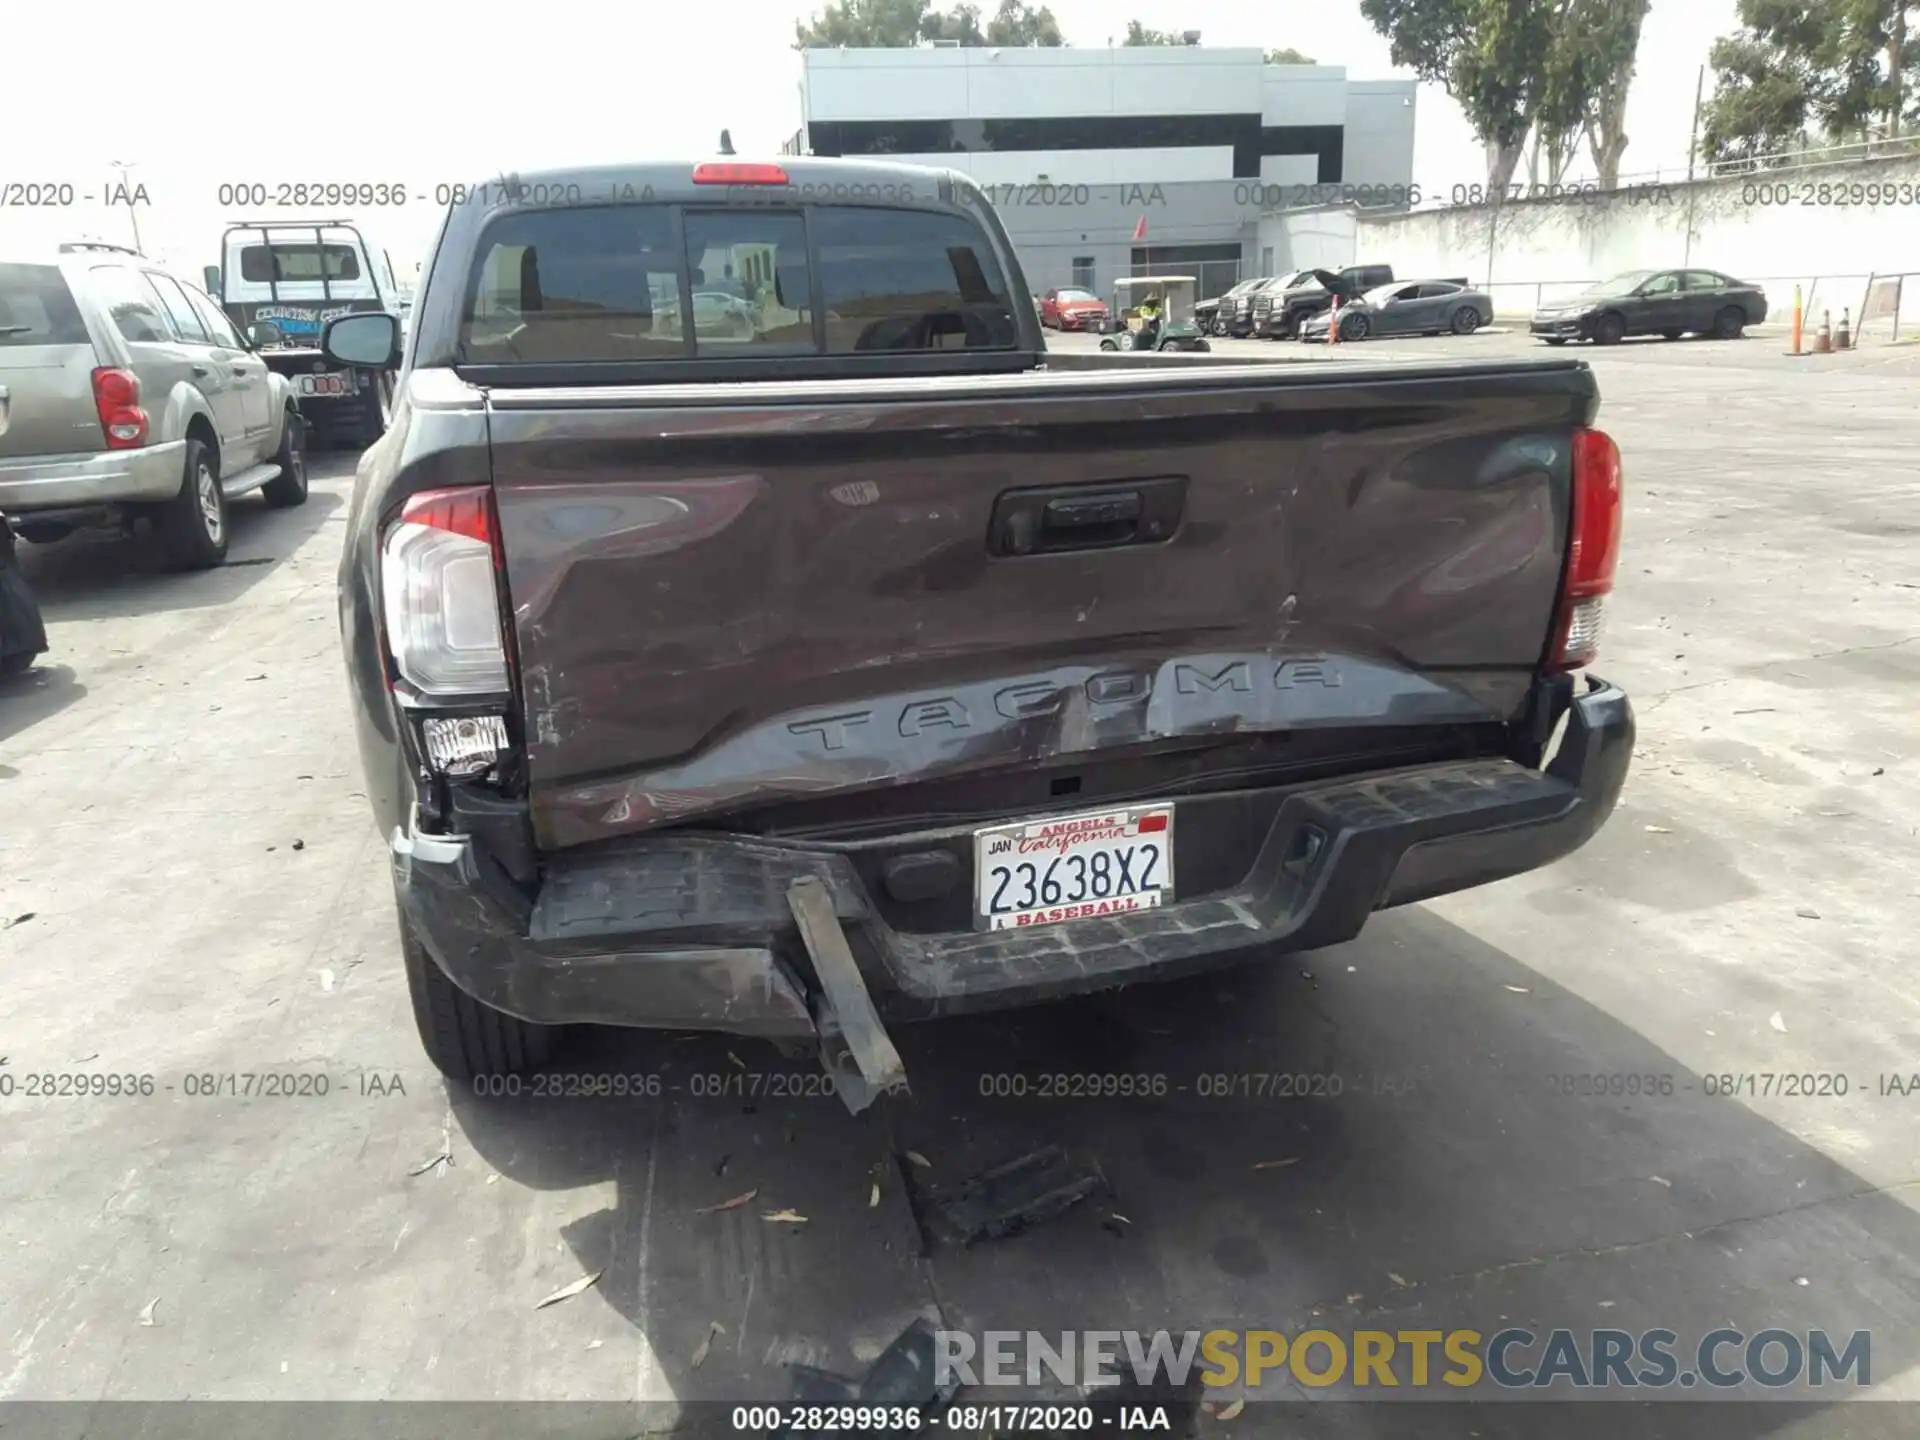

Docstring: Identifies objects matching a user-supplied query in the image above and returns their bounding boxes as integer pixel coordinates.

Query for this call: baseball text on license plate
[974,804,1174,931]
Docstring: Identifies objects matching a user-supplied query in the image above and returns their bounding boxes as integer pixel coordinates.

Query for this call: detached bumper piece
[394,677,1632,1092]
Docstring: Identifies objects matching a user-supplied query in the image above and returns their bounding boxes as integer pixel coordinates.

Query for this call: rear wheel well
[183,413,219,465]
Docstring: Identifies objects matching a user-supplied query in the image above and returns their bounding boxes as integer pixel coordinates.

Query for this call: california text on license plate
[974,804,1174,931]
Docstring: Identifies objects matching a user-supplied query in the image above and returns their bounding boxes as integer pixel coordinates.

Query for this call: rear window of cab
[458,203,1020,363]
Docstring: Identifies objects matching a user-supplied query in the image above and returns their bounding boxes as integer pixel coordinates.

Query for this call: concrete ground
[2,331,1917,1437]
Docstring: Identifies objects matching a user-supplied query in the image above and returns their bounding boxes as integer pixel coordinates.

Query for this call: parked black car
[0,512,48,676]
[1531,269,1769,345]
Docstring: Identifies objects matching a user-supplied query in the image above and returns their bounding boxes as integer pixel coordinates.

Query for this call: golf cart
[1098,276,1211,352]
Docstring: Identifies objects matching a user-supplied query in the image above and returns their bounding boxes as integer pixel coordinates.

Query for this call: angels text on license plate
[974,805,1173,931]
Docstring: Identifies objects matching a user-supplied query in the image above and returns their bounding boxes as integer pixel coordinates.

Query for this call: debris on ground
[698,1188,758,1214]
[137,1298,159,1327]
[919,1145,1108,1247]
[408,1149,450,1177]
[1250,1158,1299,1171]
[763,1209,809,1224]
[1795,908,1820,920]
[780,1317,956,1428]
[904,1150,933,1170]
[1503,984,1530,994]
[691,1320,725,1368]
[869,1183,881,1208]
[534,1269,602,1310]
[1769,1012,1788,1032]
[1215,1397,1245,1420]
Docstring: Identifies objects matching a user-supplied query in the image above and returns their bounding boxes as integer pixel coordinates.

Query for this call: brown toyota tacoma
[330,158,1632,1106]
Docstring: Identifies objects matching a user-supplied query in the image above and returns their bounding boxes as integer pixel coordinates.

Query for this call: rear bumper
[0,440,186,512]
[395,677,1633,1036]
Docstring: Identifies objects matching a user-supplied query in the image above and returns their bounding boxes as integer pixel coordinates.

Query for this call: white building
[787,45,1415,297]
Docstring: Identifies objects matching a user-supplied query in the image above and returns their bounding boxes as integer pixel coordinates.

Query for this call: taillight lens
[1555,427,1623,669]
[381,487,510,696]
[92,368,148,449]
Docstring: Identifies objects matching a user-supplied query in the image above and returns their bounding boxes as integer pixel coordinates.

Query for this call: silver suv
[0,242,308,570]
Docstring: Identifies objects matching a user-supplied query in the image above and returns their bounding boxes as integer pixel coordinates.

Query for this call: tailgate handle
[990,477,1186,557]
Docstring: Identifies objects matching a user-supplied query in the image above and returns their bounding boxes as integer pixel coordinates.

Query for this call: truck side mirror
[322,313,402,369]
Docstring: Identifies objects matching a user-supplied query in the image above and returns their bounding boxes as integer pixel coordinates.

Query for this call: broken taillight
[380,486,510,697]
[1553,427,1623,669]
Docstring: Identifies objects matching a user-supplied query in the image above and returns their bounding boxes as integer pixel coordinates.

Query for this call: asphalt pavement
[2,331,1917,1437]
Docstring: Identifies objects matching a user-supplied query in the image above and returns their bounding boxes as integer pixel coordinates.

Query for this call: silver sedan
[1301,280,1495,342]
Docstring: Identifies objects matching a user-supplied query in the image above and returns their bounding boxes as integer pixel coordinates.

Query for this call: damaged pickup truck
[333,157,1634,1109]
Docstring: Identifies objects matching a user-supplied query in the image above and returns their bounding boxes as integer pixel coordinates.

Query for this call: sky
[1,0,1738,281]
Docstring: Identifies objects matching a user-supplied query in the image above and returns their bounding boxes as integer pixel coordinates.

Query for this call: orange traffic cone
[1329,295,1341,346]
[1836,307,1851,349]
[1813,310,1832,353]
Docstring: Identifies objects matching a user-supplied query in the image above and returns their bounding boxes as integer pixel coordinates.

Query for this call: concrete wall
[1253,207,1361,275]
[1348,154,1920,330]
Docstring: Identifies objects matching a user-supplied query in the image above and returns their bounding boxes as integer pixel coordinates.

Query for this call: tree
[1265,47,1317,63]
[795,0,928,46]
[794,0,1062,46]
[1362,0,1648,190]
[1701,0,1920,165]
[1122,20,1187,44]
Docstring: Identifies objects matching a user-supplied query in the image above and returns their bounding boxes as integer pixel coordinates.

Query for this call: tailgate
[489,362,1595,849]
[0,263,101,461]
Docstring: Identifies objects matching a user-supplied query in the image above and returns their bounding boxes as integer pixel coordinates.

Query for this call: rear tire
[156,438,228,571]
[261,410,309,508]
[14,522,75,545]
[1,653,34,677]
[1662,329,1684,341]
[402,910,561,1083]
[1542,337,1568,346]
[1713,305,1745,339]
[1450,306,1480,335]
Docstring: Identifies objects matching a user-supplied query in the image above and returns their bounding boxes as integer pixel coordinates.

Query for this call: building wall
[1347,154,1920,326]
[1344,82,1418,190]
[796,46,1417,298]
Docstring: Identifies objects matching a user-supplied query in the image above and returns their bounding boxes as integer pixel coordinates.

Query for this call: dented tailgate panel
[487,364,1594,850]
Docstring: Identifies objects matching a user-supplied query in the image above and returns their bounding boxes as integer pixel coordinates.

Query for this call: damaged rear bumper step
[392,677,1631,1045]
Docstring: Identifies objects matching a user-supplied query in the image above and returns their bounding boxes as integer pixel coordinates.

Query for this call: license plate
[974,804,1174,931]
[296,373,354,397]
